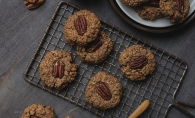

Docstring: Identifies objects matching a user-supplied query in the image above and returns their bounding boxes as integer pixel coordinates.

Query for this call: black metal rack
[24,1,188,118]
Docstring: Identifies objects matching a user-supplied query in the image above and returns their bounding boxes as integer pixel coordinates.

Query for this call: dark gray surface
[0,0,195,118]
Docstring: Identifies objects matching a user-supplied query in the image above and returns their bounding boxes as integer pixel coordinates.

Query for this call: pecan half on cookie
[76,31,113,64]
[24,0,45,10]
[74,15,87,36]
[129,56,148,69]
[85,35,103,53]
[96,82,112,101]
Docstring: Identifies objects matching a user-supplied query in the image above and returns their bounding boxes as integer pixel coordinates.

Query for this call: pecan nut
[130,56,148,69]
[96,82,112,101]
[52,61,65,79]
[24,0,45,10]
[147,0,160,7]
[74,16,87,36]
[86,36,103,53]
[176,0,184,13]
[30,116,39,118]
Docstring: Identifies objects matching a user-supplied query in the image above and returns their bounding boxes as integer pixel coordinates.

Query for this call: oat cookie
[64,10,101,46]
[85,72,122,110]
[76,31,113,64]
[119,45,155,81]
[159,0,190,24]
[121,0,149,7]
[39,50,77,90]
[135,0,164,21]
[21,104,55,118]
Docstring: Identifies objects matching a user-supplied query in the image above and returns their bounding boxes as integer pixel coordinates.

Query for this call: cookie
[24,0,45,10]
[85,72,122,110]
[135,1,164,21]
[64,10,101,46]
[120,0,149,7]
[159,0,190,24]
[76,31,113,64]
[21,104,55,118]
[39,50,77,90]
[119,45,155,81]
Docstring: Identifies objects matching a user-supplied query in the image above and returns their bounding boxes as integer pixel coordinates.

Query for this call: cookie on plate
[159,0,190,24]
[85,72,122,110]
[76,31,113,64]
[120,0,149,7]
[21,104,55,118]
[39,50,77,90]
[135,0,164,21]
[64,10,101,46]
[119,45,155,81]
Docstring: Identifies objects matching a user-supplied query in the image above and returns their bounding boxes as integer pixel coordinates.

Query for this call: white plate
[116,0,195,28]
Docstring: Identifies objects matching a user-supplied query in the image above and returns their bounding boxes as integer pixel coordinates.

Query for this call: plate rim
[110,0,195,33]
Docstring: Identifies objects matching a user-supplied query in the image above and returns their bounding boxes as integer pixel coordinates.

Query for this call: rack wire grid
[24,1,188,118]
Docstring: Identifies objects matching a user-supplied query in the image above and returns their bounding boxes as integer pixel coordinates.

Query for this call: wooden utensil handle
[129,100,150,118]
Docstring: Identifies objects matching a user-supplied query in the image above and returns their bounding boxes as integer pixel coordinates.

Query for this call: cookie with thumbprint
[119,45,155,81]
[76,31,113,64]
[135,0,164,21]
[39,50,77,90]
[85,72,122,110]
[159,0,190,24]
[21,104,55,118]
[64,10,101,46]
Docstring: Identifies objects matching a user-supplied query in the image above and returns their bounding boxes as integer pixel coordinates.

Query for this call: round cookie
[120,0,149,7]
[85,72,122,110]
[39,50,77,90]
[119,45,155,81]
[76,31,113,64]
[135,1,164,21]
[159,0,190,24]
[21,104,55,118]
[64,10,101,46]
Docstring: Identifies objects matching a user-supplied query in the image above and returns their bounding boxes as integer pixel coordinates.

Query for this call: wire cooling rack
[24,1,188,118]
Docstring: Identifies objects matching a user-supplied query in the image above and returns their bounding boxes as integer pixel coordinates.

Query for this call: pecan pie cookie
[120,0,149,7]
[119,45,155,81]
[64,10,101,46]
[135,0,164,20]
[24,0,45,10]
[159,0,190,24]
[76,31,113,64]
[85,72,122,110]
[39,50,77,90]
[21,104,55,118]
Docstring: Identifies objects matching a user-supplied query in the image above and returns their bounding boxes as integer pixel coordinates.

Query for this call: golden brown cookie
[39,50,77,90]
[64,10,101,46]
[159,0,190,24]
[135,0,164,21]
[119,45,155,81]
[85,72,122,110]
[21,104,55,118]
[76,31,113,64]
